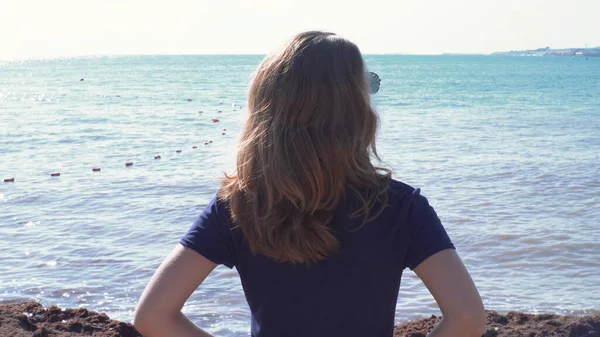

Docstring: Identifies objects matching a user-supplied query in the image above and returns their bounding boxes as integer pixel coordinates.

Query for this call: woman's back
[134,31,485,337]
[180,180,454,337]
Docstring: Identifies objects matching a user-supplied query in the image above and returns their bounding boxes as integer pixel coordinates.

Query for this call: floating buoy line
[3,125,235,183]
[3,91,244,183]
[3,139,228,183]
[4,77,244,183]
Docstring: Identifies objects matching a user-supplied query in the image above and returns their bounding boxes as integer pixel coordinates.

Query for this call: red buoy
[125,162,134,167]
[154,155,161,159]
[212,118,220,123]
[51,173,60,177]
[92,168,101,172]
[4,178,14,183]
[176,149,182,153]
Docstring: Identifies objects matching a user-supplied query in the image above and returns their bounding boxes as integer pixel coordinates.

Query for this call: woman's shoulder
[386,178,434,216]
[387,178,418,200]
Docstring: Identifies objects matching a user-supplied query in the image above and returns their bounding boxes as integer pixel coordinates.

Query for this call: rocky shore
[1,301,599,337]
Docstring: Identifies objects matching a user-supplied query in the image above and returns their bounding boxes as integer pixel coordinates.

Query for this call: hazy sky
[1,0,598,58]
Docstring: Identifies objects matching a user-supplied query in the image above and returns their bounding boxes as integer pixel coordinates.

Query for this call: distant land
[492,46,600,57]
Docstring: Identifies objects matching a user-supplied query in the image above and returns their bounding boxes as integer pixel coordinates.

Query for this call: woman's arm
[414,249,486,337]
[134,244,217,337]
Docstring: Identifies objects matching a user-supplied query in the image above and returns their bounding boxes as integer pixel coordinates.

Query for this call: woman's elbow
[457,309,487,336]
[133,308,156,336]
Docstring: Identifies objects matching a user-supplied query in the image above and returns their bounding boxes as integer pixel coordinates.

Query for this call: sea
[1,55,599,336]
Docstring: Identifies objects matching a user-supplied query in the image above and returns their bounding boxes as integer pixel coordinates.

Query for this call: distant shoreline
[492,47,600,57]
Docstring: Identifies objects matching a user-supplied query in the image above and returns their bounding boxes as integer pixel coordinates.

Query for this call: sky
[1,0,599,58]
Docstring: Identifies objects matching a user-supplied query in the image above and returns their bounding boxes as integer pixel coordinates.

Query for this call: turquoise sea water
[1,55,599,336]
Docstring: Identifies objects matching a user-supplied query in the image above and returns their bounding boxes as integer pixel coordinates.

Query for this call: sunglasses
[368,72,381,94]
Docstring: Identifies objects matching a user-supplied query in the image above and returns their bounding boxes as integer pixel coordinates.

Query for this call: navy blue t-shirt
[180,179,454,337]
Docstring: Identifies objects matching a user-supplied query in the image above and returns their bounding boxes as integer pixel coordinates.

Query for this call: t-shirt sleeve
[404,188,455,271]
[179,195,236,269]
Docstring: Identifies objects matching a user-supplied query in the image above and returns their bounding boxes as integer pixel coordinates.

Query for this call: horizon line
[3,47,599,61]
[1,52,492,61]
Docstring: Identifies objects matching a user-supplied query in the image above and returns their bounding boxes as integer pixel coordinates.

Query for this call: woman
[134,31,485,337]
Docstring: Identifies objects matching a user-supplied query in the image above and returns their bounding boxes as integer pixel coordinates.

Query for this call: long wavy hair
[220,31,390,264]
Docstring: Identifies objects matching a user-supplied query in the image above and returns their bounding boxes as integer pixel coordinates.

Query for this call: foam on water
[1,55,599,336]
